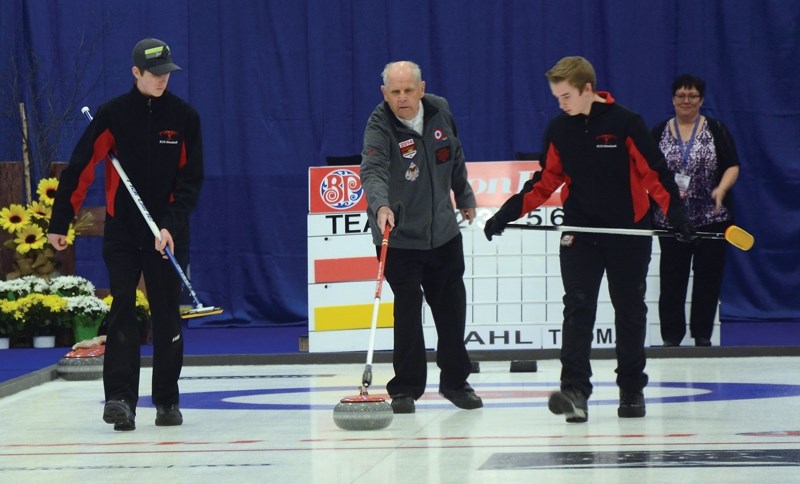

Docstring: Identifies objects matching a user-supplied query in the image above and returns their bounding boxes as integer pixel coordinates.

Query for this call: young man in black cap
[48,38,204,431]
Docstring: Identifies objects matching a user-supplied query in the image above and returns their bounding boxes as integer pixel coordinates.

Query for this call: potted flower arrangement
[52,276,108,343]
[0,299,22,349]
[0,177,93,281]
[14,292,67,347]
[65,295,109,342]
[0,275,107,348]
[0,276,48,346]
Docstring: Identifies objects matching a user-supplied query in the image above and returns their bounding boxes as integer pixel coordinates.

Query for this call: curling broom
[81,107,223,318]
[506,223,754,251]
[332,224,394,431]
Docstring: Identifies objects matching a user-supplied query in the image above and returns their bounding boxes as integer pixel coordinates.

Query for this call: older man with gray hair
[359,61,482,414]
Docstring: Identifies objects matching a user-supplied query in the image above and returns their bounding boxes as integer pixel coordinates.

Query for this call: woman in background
[652,74,740,347]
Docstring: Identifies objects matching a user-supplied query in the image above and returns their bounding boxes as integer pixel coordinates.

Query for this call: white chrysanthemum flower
[49,276,96,297]
[65,295,110,316]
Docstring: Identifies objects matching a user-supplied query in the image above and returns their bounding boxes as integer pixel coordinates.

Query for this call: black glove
[484,216,505,241]
[674,222,697,243]
[484,193,525,241]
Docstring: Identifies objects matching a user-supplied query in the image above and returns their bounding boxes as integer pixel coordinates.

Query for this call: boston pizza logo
[319,169,364,210]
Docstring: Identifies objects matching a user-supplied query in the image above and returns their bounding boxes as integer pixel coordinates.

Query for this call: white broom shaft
[506,223,725,239]
[365,296,381,367]
[365,225,391,371]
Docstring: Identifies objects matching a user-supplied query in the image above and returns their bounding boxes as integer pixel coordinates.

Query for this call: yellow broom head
[724,225,754,251]
[181,306,224,319]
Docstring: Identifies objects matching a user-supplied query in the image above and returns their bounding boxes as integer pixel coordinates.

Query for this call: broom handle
[506,223,726,239]
[362,224,391,388]
[506,222,753,251]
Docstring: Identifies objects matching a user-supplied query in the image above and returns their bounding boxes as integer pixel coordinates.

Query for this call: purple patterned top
[653,119,732,228]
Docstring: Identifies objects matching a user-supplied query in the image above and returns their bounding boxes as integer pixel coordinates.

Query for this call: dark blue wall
[1,0,798,326]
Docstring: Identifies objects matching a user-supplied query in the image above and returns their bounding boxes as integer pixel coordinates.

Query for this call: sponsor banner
[308,324,618,352]
[465,161,561,208]
[309,166,368,213]
[308,213,371,237]
[309,161,561,214]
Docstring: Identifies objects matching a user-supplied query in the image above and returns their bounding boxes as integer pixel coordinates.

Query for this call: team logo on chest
[399,138,417,159]
[595,133,618,149]
[159,130,180,145]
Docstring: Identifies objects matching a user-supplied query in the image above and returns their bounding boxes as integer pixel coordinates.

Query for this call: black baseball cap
[132,38,182,75]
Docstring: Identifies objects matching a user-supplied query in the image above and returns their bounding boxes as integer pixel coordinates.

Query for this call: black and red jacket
[49,86,203,249]
[502,92,687,232]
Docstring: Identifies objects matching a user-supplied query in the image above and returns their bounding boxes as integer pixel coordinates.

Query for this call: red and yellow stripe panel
[314,256,378,284]
[313,302,394,331]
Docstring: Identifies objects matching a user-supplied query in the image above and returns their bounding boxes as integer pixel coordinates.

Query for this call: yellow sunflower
[65,226,76,245]
[13,224,47,254]
[28,200,51,220]
[36,177,59,206]
[0,204,29,232]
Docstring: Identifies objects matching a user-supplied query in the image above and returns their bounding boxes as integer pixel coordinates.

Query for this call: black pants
[658,221,729,343]
[102,235,184,412]
[382,233,472,400]
[559,234,651,398]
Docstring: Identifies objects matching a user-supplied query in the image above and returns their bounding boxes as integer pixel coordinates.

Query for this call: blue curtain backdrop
[0,0,798,326]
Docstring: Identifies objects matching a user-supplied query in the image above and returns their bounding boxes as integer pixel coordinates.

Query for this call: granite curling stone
[57,343,105,381]
[333,393,394,431]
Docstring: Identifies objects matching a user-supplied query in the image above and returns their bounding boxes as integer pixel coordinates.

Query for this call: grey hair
[381,61,423,85]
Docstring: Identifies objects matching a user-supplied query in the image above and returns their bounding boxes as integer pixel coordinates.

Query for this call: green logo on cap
[144,46,165,59]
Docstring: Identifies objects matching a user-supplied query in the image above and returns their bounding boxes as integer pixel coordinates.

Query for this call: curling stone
[333,393,394,431]
[57,345,105,381]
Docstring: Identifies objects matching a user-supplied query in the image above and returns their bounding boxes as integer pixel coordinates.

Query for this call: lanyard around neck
[673,116,700,172]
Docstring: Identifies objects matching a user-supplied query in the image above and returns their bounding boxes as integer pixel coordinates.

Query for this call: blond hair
[545,56,596,92]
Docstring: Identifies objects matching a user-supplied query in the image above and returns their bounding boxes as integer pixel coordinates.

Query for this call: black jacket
[497,92,688,233]
[49,86,203,249]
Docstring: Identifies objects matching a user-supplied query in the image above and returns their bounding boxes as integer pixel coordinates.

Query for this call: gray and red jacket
[49,86,203,249]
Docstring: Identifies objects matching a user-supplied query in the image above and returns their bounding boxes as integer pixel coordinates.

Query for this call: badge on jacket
[433,129,451,164]
[399,139,417,159]
[405,162,419,181]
